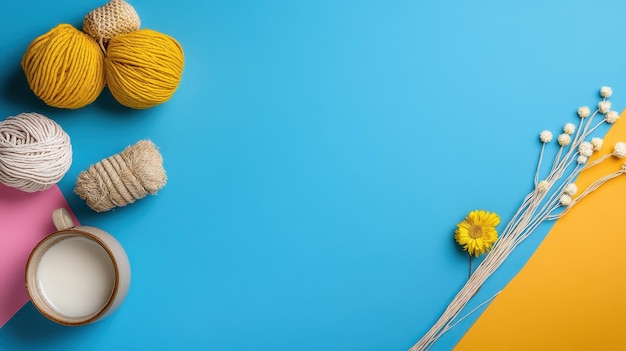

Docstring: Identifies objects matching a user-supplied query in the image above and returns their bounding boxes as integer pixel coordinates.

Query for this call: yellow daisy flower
[454,210,500,257]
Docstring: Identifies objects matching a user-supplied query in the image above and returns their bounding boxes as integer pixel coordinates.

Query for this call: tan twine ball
[0,113,72,192]
[83,0,141,47]
[75,140,166,212]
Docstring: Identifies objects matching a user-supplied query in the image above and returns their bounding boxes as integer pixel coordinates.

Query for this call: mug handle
[52,208,76,231]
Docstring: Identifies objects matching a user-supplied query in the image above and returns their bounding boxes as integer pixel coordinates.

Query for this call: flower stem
[468,254,472,279]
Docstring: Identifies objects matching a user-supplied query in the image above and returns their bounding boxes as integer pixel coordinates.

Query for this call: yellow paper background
[455,111,626,350]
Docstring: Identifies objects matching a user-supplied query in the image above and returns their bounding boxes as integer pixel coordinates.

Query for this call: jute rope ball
[21,24,106,109]
[83,0,141,47]
[0,113,72,192]
[104,29,184,109]
[75,140,166,212]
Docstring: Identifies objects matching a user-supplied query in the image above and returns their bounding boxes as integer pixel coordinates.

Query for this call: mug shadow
[1,302,92,347]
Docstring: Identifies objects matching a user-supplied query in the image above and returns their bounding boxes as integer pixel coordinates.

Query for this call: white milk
[36,235,116,318]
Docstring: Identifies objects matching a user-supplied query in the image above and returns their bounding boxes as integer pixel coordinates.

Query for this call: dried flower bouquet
[410,87,625,351]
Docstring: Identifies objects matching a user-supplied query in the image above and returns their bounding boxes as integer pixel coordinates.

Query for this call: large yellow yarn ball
[105,29,184,109]
[22,24,105,109]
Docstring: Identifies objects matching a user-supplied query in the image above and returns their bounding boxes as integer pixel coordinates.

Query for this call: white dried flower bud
[539,130,553,143]
[577,155,588,164]
[591,137,603,151]
[606,110,620,124]
[560,194,572,206]
[600,86,613,98]
[537,180,549,192]
[598,101,611,114]
[578,106,591,118]
[564,183,578,196]
[579,142,593,157]
[613,142,626,158]
[557,133,571,146]
[563,123,575,135]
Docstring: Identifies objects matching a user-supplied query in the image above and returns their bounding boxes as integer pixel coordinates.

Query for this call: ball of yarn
[83,0,141,46]
[22,24,106,109]
[75,140,166,212]
[104,29,184,109]
[0,113,72,192]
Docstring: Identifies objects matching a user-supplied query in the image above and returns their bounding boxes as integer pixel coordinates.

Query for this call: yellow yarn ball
[104,29,184,109]
[22,24,105,109]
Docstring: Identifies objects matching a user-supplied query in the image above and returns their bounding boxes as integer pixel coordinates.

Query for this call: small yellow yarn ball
[105,29,184,109]
[22,24,105,109]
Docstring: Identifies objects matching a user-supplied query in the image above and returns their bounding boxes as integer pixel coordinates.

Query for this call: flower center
[469,225,483,239]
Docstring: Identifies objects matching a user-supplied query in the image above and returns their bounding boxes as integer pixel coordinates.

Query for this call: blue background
[1,0,625,350]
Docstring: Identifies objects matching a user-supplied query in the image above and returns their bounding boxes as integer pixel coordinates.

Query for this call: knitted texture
[75,140,166,212]
[83,0,141,47]
[104,29,184,109]
[22,24,105,109]
[0,113,72,192]
[21,1,183,110]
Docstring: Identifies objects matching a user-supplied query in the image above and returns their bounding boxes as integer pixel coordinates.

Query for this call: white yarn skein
[0,113,72,192]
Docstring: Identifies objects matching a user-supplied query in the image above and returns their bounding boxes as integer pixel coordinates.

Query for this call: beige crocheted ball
[83,0,141,46]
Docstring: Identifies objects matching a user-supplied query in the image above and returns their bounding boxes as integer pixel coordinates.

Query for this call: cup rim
[25,228,121,326]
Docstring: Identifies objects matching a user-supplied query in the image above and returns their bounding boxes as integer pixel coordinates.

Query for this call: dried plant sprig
[606,111,620,124]
[410,87,624,351]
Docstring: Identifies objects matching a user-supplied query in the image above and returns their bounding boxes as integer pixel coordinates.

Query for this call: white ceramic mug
[25,208,131,326]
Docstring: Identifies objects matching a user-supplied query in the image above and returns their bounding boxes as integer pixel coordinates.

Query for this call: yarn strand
[22,24,105,109]
[22,1,183,110]
[0,113,72,192]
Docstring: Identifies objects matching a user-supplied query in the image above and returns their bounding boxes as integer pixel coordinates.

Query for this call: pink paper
[0,183,77,328]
